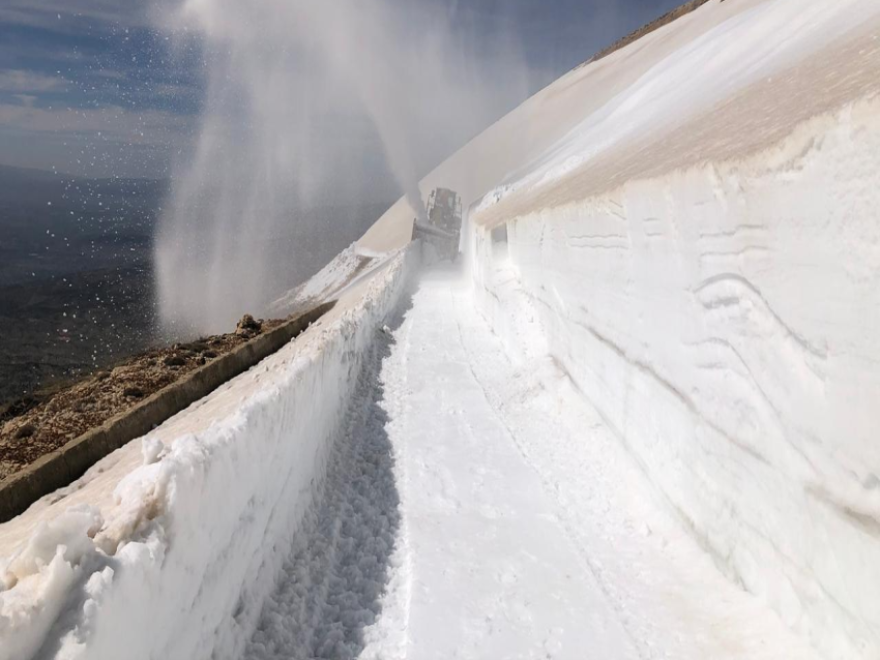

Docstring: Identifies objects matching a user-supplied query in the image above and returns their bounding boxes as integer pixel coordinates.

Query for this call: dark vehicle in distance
[412,188,462,260]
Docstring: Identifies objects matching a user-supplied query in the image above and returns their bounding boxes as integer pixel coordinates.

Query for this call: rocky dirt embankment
[0,303,334,523]
[1,313,285,482]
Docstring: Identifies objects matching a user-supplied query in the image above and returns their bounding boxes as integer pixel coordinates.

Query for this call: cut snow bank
[470,97,880,660]
[358,0,880,256]
[0,249,415,660]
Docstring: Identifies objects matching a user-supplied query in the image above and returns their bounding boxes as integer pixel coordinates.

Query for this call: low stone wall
[0,301,335,524]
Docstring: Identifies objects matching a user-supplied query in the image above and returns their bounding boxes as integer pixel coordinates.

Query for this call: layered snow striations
[471,102,880,659]
[466,4,880,658]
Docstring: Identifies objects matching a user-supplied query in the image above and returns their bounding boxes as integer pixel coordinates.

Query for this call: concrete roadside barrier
[0,301,336,524]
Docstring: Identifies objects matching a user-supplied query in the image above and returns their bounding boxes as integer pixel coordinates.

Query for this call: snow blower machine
[412,188,462,261]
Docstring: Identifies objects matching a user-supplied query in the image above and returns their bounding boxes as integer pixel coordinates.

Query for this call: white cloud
[12,94,37,107]
[0,0,149,30]
[0,100,195,177]
[0,69,67,93]
[0,102,189,145]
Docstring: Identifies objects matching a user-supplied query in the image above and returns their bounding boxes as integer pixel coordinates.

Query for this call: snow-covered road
[244,267,821,660]
[3,3,879,657]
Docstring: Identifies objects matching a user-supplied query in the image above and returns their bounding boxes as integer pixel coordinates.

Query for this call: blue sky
[0,0,682,179]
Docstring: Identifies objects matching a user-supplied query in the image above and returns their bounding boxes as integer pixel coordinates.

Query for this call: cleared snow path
[245,267,822,660]
[243,314,403,660]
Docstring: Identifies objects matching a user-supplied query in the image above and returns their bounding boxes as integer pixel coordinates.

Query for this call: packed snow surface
[346,270,818,660]
[2,0,880,658]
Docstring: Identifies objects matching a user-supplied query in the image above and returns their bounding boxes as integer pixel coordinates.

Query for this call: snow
[244,318,402,660]
[0,250,416,660]
[466,24,880,660]
[353,270,820,659]
[360,0,880,254]
[3,0,880,658]
[479,0,879,205]
[271,245,392,317]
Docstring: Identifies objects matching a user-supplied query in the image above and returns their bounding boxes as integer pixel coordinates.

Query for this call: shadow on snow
[244,294,414,660]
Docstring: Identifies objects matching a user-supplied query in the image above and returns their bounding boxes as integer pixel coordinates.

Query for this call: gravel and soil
[0,314,282,482]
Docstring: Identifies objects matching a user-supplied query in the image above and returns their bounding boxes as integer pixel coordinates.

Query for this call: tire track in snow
[450,295,649,660]
[376,270,640,659]
[244,310,408,660]
[360,299,417,660]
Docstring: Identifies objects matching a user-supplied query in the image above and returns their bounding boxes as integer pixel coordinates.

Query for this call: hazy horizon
[1,0,683,186]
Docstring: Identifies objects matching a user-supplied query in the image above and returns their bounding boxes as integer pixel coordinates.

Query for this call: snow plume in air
[153,0,532,334]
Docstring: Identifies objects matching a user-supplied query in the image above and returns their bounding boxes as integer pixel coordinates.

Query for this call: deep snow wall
[471,100,880,660]
[0,249,415,660]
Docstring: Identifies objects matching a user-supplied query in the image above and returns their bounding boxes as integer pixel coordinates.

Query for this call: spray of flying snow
[153,0,533,334]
